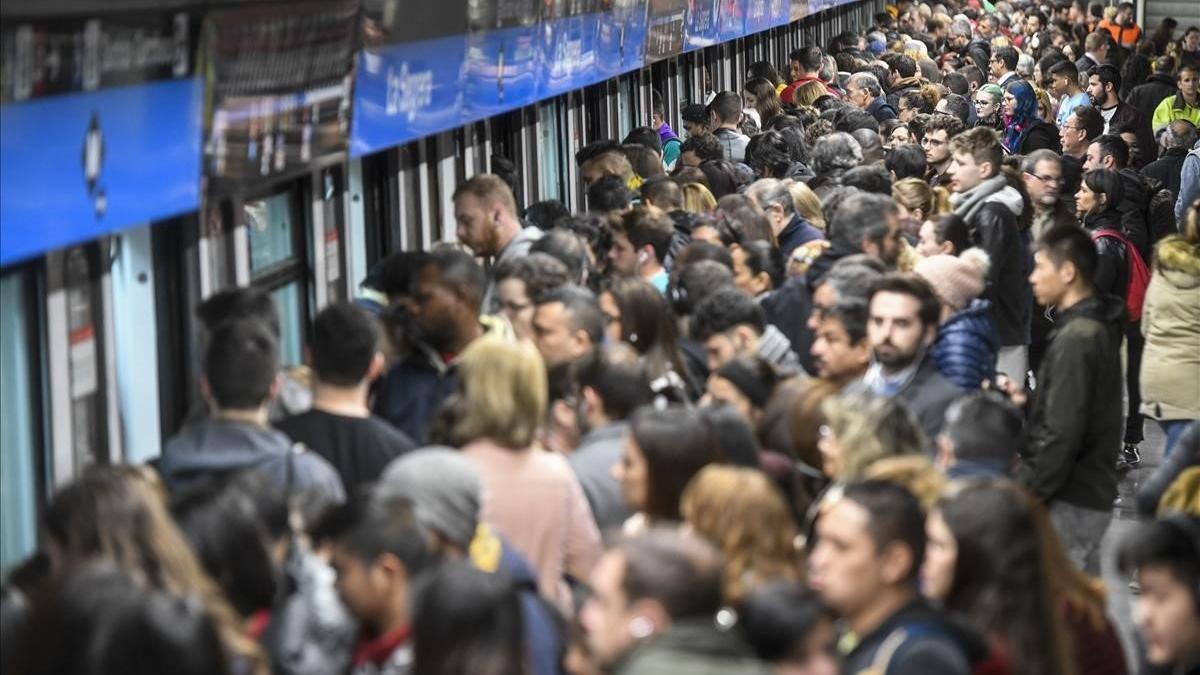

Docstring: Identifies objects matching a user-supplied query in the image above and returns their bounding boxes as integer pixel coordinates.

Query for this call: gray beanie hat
[376,446,482,548]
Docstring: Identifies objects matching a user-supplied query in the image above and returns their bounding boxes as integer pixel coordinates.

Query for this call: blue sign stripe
[1,77,202,267]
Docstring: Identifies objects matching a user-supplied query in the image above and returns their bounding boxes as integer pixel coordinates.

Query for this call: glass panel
[1,272,38,570]
[246,192,296,273]
[321,168,346,302]
[272,282,304,366]
[539,100,562,201]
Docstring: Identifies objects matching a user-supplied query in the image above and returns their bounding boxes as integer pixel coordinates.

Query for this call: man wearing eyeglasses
[1021,150,1075,241]
[1059,105,1104,160]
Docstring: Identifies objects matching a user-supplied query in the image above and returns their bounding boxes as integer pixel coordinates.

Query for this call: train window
[248,193,297,273]
[244,187,310,367]
[0,269,43,569]
[271,282,306,366]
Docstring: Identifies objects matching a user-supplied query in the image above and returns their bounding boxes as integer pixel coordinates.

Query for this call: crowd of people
[3,0,1200,673]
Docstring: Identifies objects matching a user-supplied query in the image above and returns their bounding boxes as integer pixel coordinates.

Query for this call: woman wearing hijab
[1001,79,1062,154]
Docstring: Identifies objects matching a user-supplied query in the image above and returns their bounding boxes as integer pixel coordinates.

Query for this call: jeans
[1048,500,1112,576]
[1159,419,1192,458]
[1124,322,1144,444]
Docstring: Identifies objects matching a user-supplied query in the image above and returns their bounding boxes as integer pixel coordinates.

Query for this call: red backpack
[1091,229,1150,322]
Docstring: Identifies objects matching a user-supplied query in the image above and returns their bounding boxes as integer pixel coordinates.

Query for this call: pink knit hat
[915,250,990,312]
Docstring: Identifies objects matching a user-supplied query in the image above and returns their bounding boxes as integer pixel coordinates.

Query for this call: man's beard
[874,342,920,370]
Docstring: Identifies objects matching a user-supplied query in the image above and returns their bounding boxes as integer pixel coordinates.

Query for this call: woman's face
[599,291,623,346]
[921,510,958,601]
[614,433,649,512]
[744,90,759,111]
[1002,90,1018,118]
[1075,182,1099,215]
[974,92,999,118]
[816,424,845,479]
[888,125,913,147]
[917,220,948,258]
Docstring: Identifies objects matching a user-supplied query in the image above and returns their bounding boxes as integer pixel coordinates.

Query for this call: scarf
[950,174,1009,221]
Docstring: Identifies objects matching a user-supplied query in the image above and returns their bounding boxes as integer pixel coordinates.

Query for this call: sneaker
[1116,443,1141,471]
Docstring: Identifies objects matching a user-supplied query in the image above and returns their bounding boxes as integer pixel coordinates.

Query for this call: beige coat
[1140,236,1200,420]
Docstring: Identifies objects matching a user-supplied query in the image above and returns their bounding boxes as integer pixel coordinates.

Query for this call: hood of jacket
[161,420,293,485]
[1145,72,1176,87]
[891,76,923,92]
[1053,293,1125,340]
[1154,236,1200,289]
[1082,206,1123,232]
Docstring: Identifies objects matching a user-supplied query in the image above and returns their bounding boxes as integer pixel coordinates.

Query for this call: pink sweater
[461,439,602,611]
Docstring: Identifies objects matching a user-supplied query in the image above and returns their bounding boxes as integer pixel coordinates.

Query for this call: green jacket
[617,619,770,675]
[1151,93,1200,131]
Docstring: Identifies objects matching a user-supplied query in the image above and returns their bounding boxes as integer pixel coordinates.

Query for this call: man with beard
[373,249,508,442]
[856,274,963,442]
[1086,64,1156,164]
[454,174,543,312]
[921,114,964,188]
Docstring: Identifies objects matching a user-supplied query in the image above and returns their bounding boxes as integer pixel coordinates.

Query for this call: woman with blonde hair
[680,465,803,604]
[790,79,829,107]
[457,336,602,611]
[818,394,925,482]
[680,181,718,214]
[787,180,826,231]
[892,177,951,238]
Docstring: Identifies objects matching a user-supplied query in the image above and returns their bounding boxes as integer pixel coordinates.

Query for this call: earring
[628,616,654,640]
[629,332,638,344]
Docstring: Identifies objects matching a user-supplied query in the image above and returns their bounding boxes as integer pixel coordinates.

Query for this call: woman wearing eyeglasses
[1000,79,1062,154]
[972,83,1005,131]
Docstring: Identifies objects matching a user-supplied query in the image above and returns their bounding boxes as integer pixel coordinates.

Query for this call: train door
[0,264,48,569]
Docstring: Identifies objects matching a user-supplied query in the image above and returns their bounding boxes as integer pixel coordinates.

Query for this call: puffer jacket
[930,299,999,390]
[1140,236,1200,420]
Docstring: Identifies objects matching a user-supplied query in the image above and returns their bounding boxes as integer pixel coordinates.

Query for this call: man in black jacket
[1127,56,1179,124]
[949,128,1033,386]
[1086,64,1157,164]
[1018,226,1123,574]
[1144,120,1198,201]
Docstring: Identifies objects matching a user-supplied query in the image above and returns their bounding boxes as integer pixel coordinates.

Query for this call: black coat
[1082,209,1130,302]
[895,356,965,443]
[1127,73,1177,125]
[1143,147,1188,202]
[1018,121,1063,154]
[968,201,1033,347]
[1117,167,1152,260]
[1017,294,1125,510]
[1107,101,1157,167]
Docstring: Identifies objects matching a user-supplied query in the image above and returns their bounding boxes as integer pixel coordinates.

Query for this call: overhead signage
[683,0,722,51]
[0,13,201,267]
[350,0,468,156]
[539,0,601,99]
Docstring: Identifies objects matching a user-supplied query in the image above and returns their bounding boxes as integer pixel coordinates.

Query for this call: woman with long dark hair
[922,479,1076,675]
[743,77,785,128]
[600,277,699,401]
[1076,169,1130,300]
[1000,79,1061,154]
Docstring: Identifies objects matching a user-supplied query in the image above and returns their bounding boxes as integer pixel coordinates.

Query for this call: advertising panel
[683,0,721,51]
[539,0,601,98]
[200,0,359,191]
[644,0,688,62]
[595,0,648,78]
[462,0,542,124]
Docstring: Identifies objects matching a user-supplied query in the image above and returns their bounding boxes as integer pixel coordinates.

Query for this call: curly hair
[680,465,802,603]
